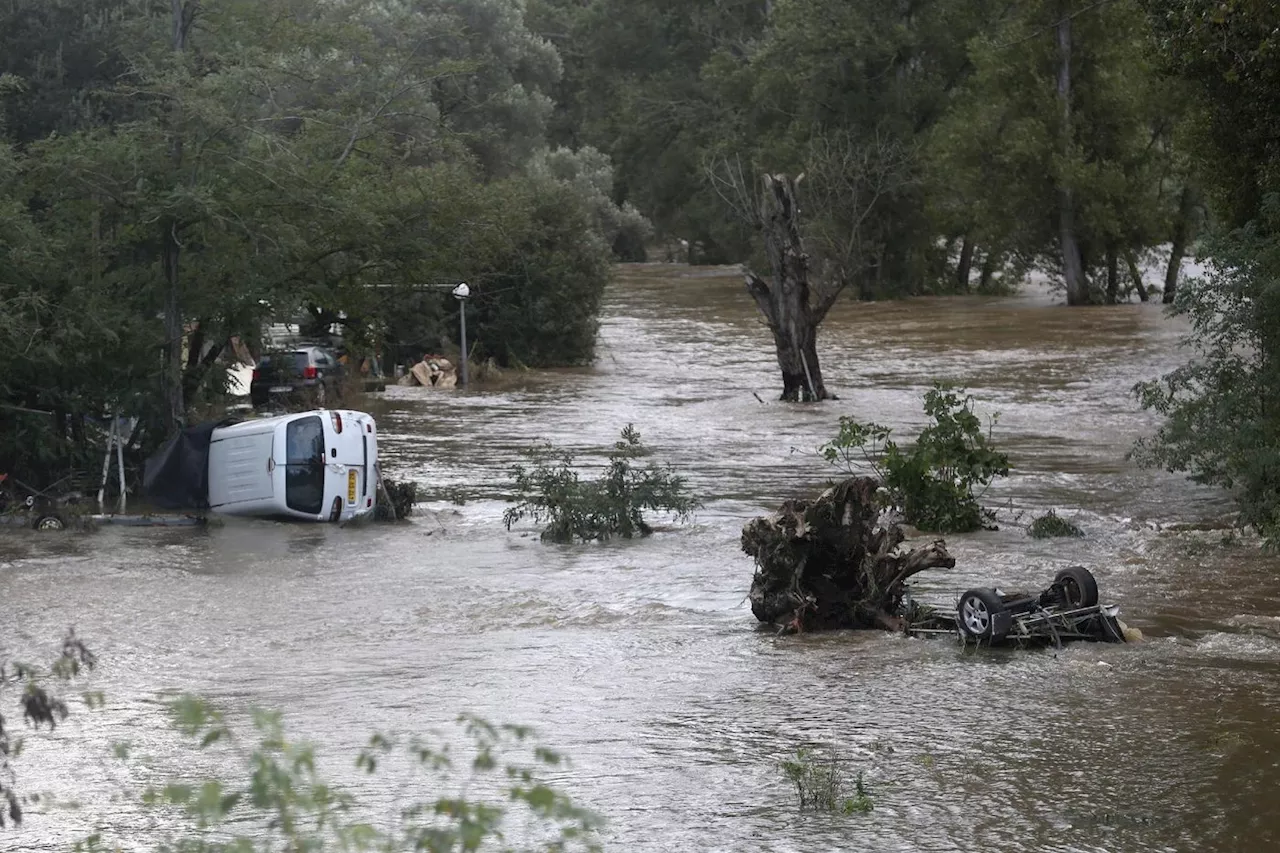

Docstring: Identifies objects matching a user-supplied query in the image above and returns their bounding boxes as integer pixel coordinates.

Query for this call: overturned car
[903,566,1131,647]
[743,475,1136,647]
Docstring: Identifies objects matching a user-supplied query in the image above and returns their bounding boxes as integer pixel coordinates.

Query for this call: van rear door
[208,429,275,507]
[326,410,376,517]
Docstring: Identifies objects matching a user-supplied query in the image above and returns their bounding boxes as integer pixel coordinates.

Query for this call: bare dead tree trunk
[744,174,842,402]
[956,234,975,292]
[1164,185,1198,305]
[1125,252,1149,302]
[1056,5,1090,306]
[1105,246,1119,304]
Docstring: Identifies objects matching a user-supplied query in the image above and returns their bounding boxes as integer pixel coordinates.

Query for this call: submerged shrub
[374,476,418,521]
[820,383,1009,533]
[779,748,873,814]
[504,425,699,542]
[1028,510,1084,539]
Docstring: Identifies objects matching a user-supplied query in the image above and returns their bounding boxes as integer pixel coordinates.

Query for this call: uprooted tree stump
[743,476,956,633]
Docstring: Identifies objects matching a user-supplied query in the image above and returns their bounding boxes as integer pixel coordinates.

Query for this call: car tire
[33,514,66,531]
[957,588,1008,642]
[1054,566,1099,608]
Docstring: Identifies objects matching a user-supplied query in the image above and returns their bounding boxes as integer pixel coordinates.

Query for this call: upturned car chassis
[903,566,1128,648]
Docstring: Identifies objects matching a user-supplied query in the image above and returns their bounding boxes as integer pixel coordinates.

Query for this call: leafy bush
[1132,200,1280,546]
[504,425,699,542]
[779,748,873,814]
[820,384,1009,533]
[81,696,601,852]
[1028,510,1084,539]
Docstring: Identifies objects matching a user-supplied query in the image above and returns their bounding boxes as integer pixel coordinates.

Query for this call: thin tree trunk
[162,225,184,431]
[956,234,975,292]
[1056,5,1089,306]
[1164,185,1197,304]
[1125,252,1149,302]
[1105,246,1119,304]
[161,0,194,434]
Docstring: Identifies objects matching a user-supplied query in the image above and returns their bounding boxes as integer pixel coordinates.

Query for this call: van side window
[285,415,325,515]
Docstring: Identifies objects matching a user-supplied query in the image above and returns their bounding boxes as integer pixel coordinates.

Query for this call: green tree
[929,0,1188,304]
[1134,1,1280,541]
[0,0,621,481]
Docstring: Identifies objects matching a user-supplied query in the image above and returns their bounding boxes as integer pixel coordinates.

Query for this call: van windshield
[285,415,325,514]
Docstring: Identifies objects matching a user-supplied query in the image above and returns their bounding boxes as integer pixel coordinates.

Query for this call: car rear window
[292,352,310,372]
[284,415,325,514]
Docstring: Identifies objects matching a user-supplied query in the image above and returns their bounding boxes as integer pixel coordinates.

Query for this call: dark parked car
[250,346,345,408]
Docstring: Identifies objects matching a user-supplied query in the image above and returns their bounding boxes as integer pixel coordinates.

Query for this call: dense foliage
[821,385,1009,533]
[1133,210,1280,540]
[1133,1,1280,542]
[504,425,699,542]
[0,0,640,482]
[2,0,1276,533]
[534,0,1198,300]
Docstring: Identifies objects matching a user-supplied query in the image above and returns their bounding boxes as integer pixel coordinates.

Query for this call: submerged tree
[711,133,910,401]
[742,173,840,402]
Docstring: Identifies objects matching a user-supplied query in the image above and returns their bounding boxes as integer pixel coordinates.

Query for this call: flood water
[4,264,1279,852]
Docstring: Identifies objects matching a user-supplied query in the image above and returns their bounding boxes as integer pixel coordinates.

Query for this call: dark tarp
[142,419,239,510]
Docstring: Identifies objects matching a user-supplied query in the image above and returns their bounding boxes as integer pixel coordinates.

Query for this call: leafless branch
[703,153,760,228]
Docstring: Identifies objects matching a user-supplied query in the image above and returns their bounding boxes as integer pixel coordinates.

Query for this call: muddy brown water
[3,264,1279,852]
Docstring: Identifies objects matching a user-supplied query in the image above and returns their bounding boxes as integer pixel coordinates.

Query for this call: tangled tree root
[743,476,956,633]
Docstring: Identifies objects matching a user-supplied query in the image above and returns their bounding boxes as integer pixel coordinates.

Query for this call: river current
[3,264,1277,852]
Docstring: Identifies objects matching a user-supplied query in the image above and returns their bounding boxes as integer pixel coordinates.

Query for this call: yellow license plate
[347,470,357,504]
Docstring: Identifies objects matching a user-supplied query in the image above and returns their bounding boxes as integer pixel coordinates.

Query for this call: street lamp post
[452,282,470,389]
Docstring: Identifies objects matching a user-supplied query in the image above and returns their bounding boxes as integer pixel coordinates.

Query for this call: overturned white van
[143,410,379,522]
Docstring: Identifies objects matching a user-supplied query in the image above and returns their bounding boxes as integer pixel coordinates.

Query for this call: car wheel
[1054,566,1099,608]
[957,588,1008,641]
[33,514,66,531]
